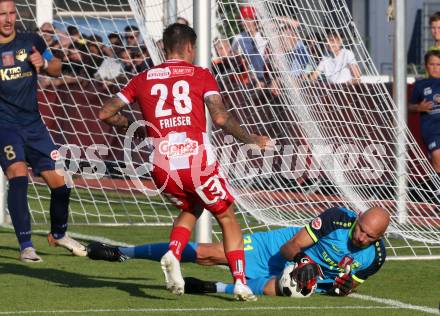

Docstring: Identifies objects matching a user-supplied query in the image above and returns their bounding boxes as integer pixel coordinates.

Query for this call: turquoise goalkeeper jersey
[243,207,386,291]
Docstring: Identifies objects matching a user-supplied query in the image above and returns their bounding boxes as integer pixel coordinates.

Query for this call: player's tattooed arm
[99,97,129,129]
[205,94,273,149]
[205,94,252,143]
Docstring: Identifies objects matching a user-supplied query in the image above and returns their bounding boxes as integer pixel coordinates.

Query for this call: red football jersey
[118,59,220,171]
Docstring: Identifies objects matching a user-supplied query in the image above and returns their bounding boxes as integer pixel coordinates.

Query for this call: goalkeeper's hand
[329,273,354,296]
[292,253,323,290]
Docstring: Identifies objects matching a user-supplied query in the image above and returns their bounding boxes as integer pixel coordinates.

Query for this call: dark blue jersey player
[0,0,86,261]
[87,206,390,297]
[409,50,440,188]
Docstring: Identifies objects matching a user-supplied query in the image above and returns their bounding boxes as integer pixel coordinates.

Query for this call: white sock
[215,282,227,293]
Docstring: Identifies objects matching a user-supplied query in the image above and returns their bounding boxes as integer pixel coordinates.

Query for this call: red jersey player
[99,23,272,301]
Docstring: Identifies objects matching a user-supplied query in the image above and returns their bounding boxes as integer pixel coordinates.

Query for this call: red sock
[225,249,246,284]
[168,226,191,261]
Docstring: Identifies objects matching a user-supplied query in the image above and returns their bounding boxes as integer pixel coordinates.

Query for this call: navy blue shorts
[0,121,59,176]
[425,137,440,157]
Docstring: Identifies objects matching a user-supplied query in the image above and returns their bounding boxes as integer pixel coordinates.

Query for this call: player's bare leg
[161,211,196,295]
[195,242,228,265]
[41,169,87,256]
[214,205,257,301]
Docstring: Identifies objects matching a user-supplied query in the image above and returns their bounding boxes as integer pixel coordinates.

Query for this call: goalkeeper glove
[329,273,354,296]
[292,252,323,290]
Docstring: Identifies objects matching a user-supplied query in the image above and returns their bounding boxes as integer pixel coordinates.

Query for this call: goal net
[9,0,440,258]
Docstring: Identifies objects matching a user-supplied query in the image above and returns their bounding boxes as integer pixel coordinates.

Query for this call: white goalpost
[3,0,439,259]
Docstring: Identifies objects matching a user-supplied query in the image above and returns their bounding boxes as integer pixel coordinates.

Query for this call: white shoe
[48,233,87,257]
[233,280,257,301]
[160,250,185,295]
[19,247,43,263]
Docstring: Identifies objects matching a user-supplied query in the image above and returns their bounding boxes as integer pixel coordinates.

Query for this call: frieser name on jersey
[159,115,191,129]
[147,66,195,80]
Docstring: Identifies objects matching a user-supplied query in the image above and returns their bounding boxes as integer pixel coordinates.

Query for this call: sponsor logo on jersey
[311,217,322,230]
[0,66,32,81]
[158,138,199,158]
[146,66,195,80]
[424,87,432,96]
[338,255,353,268]
[16,49,27,62]
[147,67,171,80]
[50,150,60,161]
[170,66,194,77]
[2,51,14,66]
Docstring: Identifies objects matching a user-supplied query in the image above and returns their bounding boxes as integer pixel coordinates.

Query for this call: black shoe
[87,242,128,262]
[184,277,217,294]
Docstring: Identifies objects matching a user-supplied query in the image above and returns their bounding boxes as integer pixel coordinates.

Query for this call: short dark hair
[124,25,139,33]
[429,12,440,25]
[425,49,440,64]
[108,32,120,39]
[162,23,197,54]
[67,25,79,36]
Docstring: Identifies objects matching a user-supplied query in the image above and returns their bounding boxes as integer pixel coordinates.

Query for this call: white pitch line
[351,293,439,315]
[0,306,400,315]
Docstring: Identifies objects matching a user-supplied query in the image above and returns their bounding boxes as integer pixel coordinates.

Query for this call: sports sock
[49,185,70,239]
[8,176,33,250]
[215,282,229,293]
[225,249,246,284]
[168,226,191,260]
[119,242,198,262]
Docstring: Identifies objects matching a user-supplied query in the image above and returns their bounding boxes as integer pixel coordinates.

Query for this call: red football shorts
[152,164,234,215]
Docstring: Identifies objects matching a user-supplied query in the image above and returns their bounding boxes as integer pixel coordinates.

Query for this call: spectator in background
[232,5,268,87]
[67,25,84,44]
[116,48,136,75]
[131,46,153,73]
[408,50,440,195]
[311,31,361,84]
[61,42,95,79]
[124,25,141,48]
[281,23,312,77]
[39,22,57,47]
[156,38,165,56]
[176,16,189,26]
[108,32,123,48]
[212,38,247,86]
[87,34,113,58]
[429,12,440,52]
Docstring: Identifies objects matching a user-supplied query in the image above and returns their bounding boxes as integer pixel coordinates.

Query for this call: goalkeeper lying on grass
[87,206,389,297]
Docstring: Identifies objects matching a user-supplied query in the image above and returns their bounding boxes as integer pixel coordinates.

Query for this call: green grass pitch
[0,225,439,316]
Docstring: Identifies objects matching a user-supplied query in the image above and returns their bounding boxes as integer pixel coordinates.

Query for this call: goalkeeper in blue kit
[88,206,390,297]
[0,0,86,261]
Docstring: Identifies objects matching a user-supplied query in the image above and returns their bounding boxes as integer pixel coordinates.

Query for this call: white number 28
[152,80,192,118]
